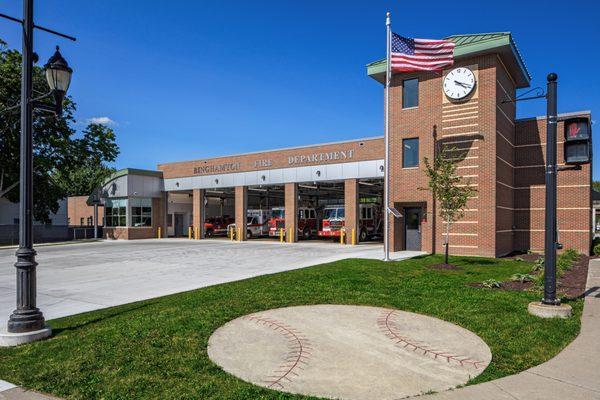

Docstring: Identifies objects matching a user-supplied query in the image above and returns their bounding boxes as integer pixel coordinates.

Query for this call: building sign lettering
[254,159,273,168]
[193,162,240,175]
[288,150,354,165]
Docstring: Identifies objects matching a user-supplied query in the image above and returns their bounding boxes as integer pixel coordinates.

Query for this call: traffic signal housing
[564,117,591,165]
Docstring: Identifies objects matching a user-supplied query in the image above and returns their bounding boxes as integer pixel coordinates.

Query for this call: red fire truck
[318,204,382,241]
[204,216,235,237]
[268,206,318,240]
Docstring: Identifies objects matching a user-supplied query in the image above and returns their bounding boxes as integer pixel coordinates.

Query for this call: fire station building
[99,32,593,257]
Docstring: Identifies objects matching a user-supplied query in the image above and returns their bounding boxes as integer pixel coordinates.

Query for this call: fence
[70,226,103,240]
[0,225,71,246]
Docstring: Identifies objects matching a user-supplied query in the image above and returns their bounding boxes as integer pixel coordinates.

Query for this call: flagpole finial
[386,11,391,17]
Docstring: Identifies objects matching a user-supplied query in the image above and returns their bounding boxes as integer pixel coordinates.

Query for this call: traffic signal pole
[542,73,559,305]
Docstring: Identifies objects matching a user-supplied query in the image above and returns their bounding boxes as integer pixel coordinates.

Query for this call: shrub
[514,256,524,262]
[482,279,501,289]
[511,273,534,283]
[532,257,544,272]
[534,248,580,287]
[594,243,600,256]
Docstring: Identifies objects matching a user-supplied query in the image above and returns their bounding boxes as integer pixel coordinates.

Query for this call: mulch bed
[469,254,589,297]
[558,254,589,298]
[427,263,462,271]
[499,280,534,291]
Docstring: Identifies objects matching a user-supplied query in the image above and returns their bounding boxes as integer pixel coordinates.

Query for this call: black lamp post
[0,0,75,339]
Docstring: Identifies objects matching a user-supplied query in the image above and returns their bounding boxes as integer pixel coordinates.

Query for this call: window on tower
[402,78,419,108]
[403,138,419,168]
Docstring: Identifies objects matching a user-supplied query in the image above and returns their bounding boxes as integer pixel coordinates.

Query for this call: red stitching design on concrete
[378,309,485,369]
[243,315,311,389]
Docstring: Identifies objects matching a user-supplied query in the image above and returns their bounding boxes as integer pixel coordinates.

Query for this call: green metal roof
[367,32,531,88]
[102,168,163,186]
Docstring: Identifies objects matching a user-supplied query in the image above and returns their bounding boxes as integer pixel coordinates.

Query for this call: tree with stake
[421,147,476,265]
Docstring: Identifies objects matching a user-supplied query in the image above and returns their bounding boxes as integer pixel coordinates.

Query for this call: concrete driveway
[0,239,423,327]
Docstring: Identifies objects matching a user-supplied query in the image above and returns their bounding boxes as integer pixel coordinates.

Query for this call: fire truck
[227,209,271,239]
[268,206,318,240]
[204,216,235,237]
[318,203,382,241]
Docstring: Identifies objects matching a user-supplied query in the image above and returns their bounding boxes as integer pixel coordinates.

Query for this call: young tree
[0,39,119,222]
[421,147,477,265]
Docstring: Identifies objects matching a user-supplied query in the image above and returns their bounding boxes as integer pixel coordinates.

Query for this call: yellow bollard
[194,226,198,240]
[279,228,284,243]
[288,228,294,243]
[188,226,192,240]
[157,226,161,239]
[229,226,234,241]
[340,229,345,245]
[237,227,242,241]
[351,228,356,245]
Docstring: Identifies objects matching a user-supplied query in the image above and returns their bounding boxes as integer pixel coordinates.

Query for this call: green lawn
[0,255,582,400]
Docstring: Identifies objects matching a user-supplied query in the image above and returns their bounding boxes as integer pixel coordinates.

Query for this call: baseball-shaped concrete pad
[208,305,492,400]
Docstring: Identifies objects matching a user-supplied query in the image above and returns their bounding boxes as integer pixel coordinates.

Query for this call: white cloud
[86,116,117,126]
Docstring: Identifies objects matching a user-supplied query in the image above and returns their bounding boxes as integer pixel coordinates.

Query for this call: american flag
[390,33,455,72]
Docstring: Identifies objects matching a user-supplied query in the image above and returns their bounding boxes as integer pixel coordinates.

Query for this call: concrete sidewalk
[422,258,600,400]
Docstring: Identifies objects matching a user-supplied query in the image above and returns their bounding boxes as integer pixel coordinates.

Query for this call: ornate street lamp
[0,0,76,346]
[44,46,73,115]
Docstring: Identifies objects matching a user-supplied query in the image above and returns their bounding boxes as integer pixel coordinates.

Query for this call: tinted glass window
[403,78,419,108]
[403,138,419,168]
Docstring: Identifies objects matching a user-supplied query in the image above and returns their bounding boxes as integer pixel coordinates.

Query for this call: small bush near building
[482,278,501,288]
[534,249,580,286]
[593,242,600,256]
[511,273,534,283]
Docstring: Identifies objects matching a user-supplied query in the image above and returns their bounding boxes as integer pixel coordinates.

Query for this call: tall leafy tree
[0,39,119,222]
[421,147,477,265]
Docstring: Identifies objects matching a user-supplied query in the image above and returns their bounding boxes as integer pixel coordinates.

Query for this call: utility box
[564,117,591,165]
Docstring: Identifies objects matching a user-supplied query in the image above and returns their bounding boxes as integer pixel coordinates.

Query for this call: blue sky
[1,1,599,177]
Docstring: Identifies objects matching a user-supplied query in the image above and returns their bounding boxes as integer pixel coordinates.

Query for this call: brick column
[344,179,359,244]
[192,189,206,239]
[152,196,166,238]
[235,186,248,241]
[284,183,298,242]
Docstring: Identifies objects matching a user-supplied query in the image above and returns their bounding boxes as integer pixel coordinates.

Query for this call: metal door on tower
[404,208,422,251]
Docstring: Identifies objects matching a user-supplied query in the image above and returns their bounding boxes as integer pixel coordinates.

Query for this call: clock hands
[454,80,472,89]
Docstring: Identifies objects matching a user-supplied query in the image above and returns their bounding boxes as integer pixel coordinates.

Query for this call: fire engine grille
[329,220,342,230]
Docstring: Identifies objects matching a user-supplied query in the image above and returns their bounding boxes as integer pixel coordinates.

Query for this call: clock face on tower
[443,67,476,100]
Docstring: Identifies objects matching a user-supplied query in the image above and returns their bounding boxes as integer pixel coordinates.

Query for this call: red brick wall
[158,138,384,179]
[285,183,298,242]
[104,227,156,240]
[192,189,205,238]
[67,196,104,227]
[235,186,248,241]
[387,55,499,257]
[386,54,591,256]
[495,57,517,256]
[514,114,592,254]
[344,179,359,244]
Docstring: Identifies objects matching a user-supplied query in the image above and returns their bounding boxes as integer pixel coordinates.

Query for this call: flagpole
[383,11,391,262]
